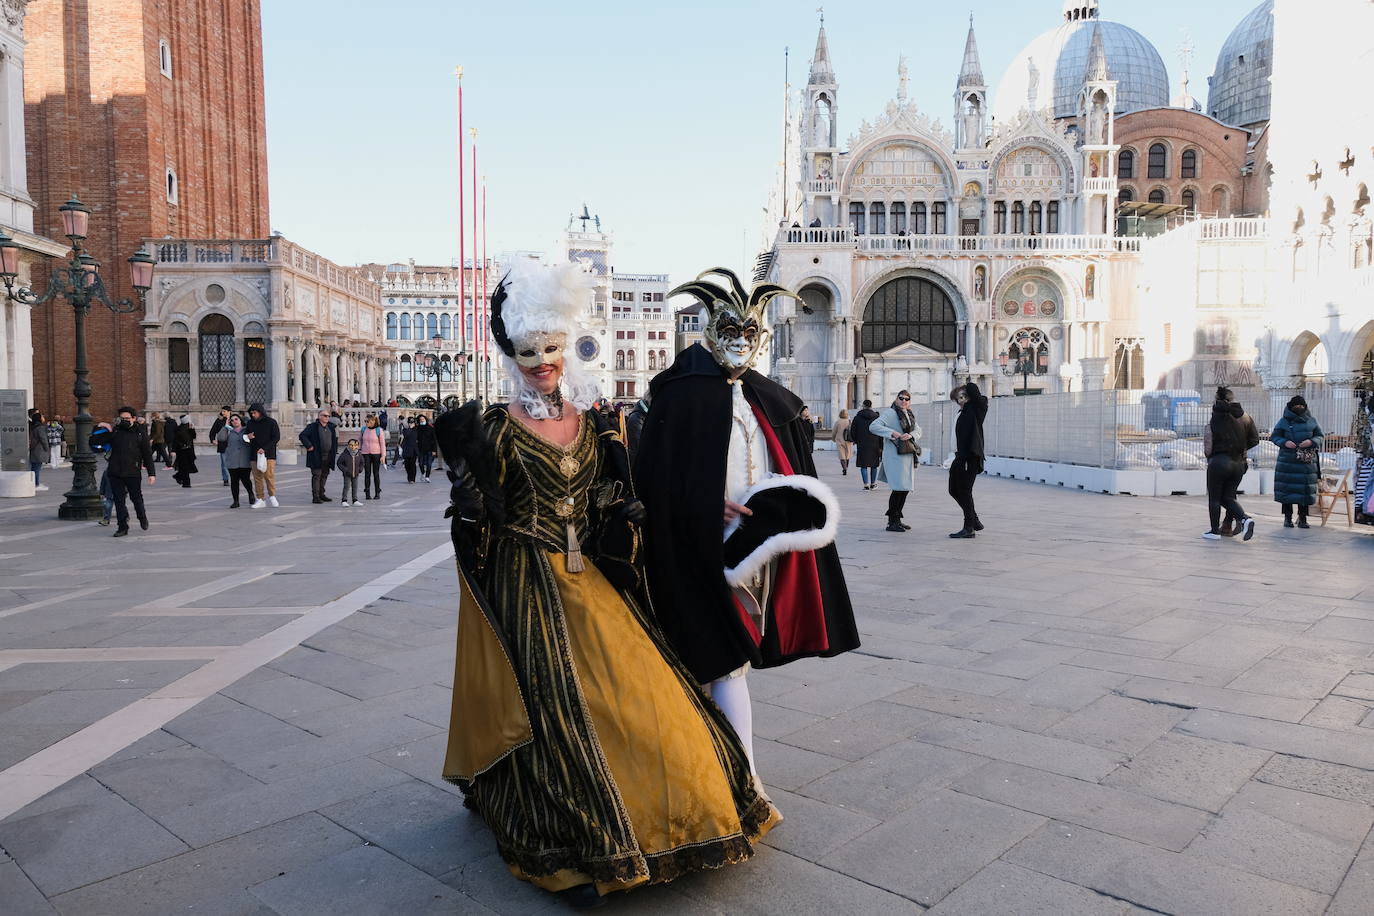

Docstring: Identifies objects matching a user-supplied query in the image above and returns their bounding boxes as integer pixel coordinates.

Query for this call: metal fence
[913,389,1368,472]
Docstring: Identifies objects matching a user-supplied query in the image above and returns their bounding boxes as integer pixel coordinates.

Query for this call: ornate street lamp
[414,334,450,411]
[0,196,154,519]
[998,328,1048,397]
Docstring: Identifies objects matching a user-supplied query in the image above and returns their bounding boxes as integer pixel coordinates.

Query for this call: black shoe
[842,469,847,475]
[900,523,912,530]
[223,480,229,486]
[113,528,129,537]
[1283,518,1294,528]
[230,501,240,508]
[139,517,149,530]
[320,495,333,502]
[885,522,906,532]
[1297,518,1310,529]
[312,497,322,504]
[971,518,985,531]
[949,528,976,538]
[181,483,191,488]
[556,884,604,910]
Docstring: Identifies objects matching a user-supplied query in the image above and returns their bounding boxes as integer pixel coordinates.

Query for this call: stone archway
[793,284,835,423]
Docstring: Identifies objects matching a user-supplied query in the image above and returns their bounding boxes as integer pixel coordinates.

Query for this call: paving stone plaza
[1,461,1372,914]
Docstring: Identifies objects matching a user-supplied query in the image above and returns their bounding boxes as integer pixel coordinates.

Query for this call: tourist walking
[107,406,156,536]
[209,406,231,487]
[852,399,881,490]
[149,412,169,466]
[47,416,65,467]
[400,417,419,483]
[336,438,363,506]
[870,391,921,532]
[299,409,339,503]
[1272,394,1324,529]
[162,414,180,470]
[90,422,115,524]
[437,260,779,907]
[800,406,816,452]
[1203,395,1255,540]
[243,403,281,508]
[832,409,852,475]
[171,416,198,487]
[948,382,989,538]
[360,413,385,500]
[27,410,50,491]
[1214,388,1260,536]
[415,414,438,481]
[216,412,256,507]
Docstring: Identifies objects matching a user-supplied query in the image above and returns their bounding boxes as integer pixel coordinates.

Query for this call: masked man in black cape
[634,267,859,772]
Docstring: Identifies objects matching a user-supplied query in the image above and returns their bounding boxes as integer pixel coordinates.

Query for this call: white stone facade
[141,237,397,424]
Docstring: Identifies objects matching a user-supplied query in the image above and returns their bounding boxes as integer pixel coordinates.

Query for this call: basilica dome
[993,2,1170,124]
[1205,0,1273,129]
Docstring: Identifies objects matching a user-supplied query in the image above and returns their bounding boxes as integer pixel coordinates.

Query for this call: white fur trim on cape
[723,474,840,588]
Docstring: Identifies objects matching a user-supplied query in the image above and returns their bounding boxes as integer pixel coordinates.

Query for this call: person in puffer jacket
[335,438,365,506]
[1272,395,1325,528]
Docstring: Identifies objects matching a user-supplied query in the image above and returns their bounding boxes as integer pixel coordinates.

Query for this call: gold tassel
[566,523,585,573]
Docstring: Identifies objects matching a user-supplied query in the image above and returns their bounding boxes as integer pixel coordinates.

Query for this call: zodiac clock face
[575,336,599,361]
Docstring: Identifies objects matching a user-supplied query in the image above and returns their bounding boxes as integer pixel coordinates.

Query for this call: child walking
[336,438,364,507]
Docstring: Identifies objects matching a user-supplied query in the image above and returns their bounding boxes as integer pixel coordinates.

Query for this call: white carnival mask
[513,331,567,369]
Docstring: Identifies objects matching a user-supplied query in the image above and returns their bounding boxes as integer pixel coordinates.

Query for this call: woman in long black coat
[851,400,883,490]
[172,418,198,487]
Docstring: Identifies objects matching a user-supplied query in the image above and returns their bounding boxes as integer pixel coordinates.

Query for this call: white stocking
[709,673,756,774]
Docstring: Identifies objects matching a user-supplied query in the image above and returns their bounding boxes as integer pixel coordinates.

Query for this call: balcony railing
[780,226,855,245]
[777,226,1140,253]
[149,237,382,299]
[807,179,837,194]
[1083,177,1116,193]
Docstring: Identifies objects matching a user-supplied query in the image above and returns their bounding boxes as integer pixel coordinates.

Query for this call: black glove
[620,499,646,526]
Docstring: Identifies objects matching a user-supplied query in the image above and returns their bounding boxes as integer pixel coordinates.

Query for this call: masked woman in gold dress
[436,261,779,909]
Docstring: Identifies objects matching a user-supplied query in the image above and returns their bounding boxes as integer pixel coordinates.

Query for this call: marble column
[144,336,168,407]
[269,337,288,407]
[234,334,247,406]
[188,336,201,406]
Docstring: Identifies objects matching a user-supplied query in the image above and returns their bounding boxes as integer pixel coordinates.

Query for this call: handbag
[896,438,921,457]
[1296,446,1319,464]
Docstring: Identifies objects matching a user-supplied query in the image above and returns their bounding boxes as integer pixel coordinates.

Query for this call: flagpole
[481,177,489,403]
[455,67,467,403]
[470,127,479,404]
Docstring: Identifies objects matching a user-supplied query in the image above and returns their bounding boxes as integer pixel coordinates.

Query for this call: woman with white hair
[435,261,778,908]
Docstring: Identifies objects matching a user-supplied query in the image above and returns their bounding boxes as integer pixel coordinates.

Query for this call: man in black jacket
[243,403,281,507]
[209,405,231,487]
[299,410,339,502]
[107,406,157,537]
[948,382,989,538]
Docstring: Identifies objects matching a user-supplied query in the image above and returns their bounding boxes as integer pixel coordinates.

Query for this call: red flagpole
[470,128,478,402]
[482,179,489,400]
[455,68,465,370]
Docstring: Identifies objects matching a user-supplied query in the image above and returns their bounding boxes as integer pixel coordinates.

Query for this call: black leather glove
[620,499,646,526]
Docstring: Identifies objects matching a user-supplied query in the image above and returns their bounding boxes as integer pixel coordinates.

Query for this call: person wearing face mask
[948,382,989,538]
[336,438,364,506]
[1272,395,1325,529]
[400,416,419,483]
[434,260,778,906]
[106,406,157,536]
[634,267,859,778]
[360,413,385,499]
[870,391,922,533]
[216,412,256,508]
[415,414,438,481]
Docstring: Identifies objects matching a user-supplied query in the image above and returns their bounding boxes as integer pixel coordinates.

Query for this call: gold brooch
[559,455,580,478]
[554,496,575,519]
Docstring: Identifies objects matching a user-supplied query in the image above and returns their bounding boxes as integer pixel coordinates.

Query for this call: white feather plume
[500,259,593,346]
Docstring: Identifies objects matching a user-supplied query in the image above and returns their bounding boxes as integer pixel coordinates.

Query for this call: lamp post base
[58,494,105,520]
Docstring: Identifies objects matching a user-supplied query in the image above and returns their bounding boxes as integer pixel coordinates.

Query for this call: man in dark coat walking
[299,410,339,503]
[243,403,281,507]
[948,381,989,538]
[851,399,882,489]
[635,268,858,773]
[107,406,157,536]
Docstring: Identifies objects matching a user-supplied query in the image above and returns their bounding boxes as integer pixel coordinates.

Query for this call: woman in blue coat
[869,391,921,532]
[1271,395,1324,528]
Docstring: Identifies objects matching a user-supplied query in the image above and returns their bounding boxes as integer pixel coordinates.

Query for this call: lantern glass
[79,256,100,288]
[127,248,155,291]
[0,233,20,279]
[59,197,90,240]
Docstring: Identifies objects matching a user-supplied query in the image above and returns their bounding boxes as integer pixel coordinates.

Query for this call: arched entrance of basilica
[860,274,960,407]
[792,285,835,422]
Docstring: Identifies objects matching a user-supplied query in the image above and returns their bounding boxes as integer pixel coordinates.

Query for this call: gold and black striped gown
[443,406,779,894]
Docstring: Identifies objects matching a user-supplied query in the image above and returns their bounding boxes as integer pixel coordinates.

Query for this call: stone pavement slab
[5,462,1374,911]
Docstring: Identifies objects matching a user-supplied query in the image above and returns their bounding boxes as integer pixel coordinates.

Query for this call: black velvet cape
[634,343,860,684]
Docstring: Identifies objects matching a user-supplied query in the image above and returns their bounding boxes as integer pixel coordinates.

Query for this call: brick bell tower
[23,0,270,420]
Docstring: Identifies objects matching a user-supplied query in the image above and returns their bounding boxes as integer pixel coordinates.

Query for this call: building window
[386,313,398,340]
[426,313,439,339]
[1046,201,1060,233]
[400,355,413,381]
[1029,201,1043,234]
[860,275,958,354]
[848,201,865,235]
[1113,340,1144,390]
[1180,149,1197,179]
[1012,201,1025,234]
[1118,149,1134,179]
[659,349,668,366]
[932,202,947,234]
[912,202,927,234]
[440,313,452,339]
[993,201,1006,234]
[1118,186,1135,203]
[890,201,907,234]
[1181,188,1196,212]
[1148,188,1166,204]
[648,352,657,371]
[399,313,412,340]
[159,39,173,78]
[166,168,178,204]
[869,202,886,235]
[627,350,636,369]
[1147,143,1167,179]
[616,350,625,370]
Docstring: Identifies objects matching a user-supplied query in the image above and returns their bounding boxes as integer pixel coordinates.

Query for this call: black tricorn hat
[722,475,840,587]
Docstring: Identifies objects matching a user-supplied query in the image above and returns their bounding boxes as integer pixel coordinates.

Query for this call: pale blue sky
[261,0,1261,285]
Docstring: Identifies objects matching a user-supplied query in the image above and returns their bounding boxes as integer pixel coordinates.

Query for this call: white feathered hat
[489,259,594,358]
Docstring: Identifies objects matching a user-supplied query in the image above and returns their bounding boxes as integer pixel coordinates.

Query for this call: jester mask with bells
[671,267,796,372]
